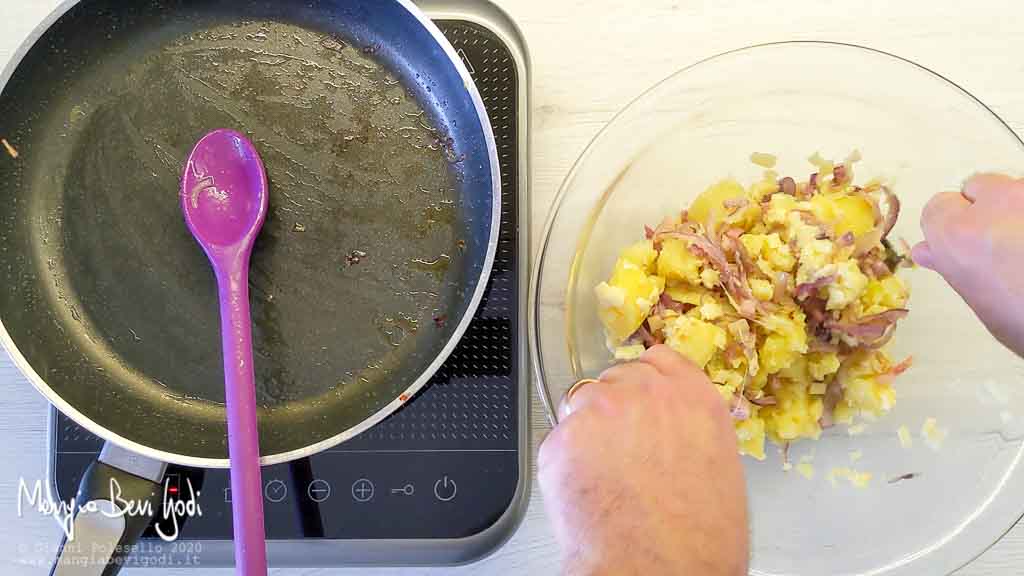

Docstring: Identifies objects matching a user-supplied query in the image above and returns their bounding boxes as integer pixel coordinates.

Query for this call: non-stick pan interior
[0,0,496,463]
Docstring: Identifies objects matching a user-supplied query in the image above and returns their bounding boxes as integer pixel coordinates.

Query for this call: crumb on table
[2,138,18,159]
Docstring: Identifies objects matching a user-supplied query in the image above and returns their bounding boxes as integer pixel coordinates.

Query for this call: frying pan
[0,0,500,572]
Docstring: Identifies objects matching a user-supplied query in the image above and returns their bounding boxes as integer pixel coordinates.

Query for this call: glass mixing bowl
[530,42,1024,576]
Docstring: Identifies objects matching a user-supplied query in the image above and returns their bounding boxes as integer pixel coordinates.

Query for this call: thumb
[910,241,935,270]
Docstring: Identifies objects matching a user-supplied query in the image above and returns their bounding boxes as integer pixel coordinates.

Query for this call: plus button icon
[351,478,375,502]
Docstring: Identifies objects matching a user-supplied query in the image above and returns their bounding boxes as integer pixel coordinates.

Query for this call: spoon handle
[217,259,268,576]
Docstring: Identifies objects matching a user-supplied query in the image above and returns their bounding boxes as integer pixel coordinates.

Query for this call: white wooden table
[3,0,1024,574]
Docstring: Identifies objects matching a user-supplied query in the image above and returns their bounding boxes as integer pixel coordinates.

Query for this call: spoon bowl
[182,129,268,250]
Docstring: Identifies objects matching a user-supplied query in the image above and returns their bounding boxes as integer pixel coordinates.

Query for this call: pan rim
[0,0,503,468]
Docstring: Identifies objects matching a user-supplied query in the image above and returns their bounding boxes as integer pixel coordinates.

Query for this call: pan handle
[50,443,167,576]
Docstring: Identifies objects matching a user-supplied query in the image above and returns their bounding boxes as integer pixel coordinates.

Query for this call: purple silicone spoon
[181,129,268,576]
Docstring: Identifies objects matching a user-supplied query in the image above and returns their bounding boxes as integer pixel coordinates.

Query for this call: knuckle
[687,380,730,414]
[647,373,683,400]
[643,344,702,381]
[537,433,558,474]
[641,343,682,368]
[538,418,583,475]
[599,363,660,398]
[599,360,648,382]
[548,411,591,449]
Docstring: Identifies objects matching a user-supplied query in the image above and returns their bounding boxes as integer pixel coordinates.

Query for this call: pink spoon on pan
[181,129,269,576]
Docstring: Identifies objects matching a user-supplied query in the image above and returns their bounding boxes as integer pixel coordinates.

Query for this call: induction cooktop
[49,4,531,567]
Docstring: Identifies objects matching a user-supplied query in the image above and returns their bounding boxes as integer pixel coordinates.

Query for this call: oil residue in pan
[43,20,467,410]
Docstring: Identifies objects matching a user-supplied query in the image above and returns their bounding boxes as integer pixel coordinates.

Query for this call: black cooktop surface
[52,18,523,546]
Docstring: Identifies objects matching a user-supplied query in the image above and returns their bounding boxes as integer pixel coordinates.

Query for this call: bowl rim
[527,39,1024,576]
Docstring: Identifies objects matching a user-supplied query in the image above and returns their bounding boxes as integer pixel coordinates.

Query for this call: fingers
[910,241,934,270]
[559,377,609,419]
[559,361,660,418]
[920,191,970,245]
[599,360,661,385]
[557,346,713,420]
[962,173,1019,203]
[640,344,710,385]
[917,176,1020,272]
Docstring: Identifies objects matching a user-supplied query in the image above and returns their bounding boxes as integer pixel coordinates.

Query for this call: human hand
[538,345,749,576]
[912,173,1024,357]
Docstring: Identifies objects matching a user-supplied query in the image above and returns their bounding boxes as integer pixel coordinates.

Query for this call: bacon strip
[662,231,761,319]
[859,251,893,278]
[888,355,913,376]
[800,296,835,346]
[833,164,848,185]
[828,309,909,344]
[871,196,883,225]
[728,319,760,376]
[723,342,745,365]
[658,292,690,314]
[795,274,835,301]
[804,173,819,198]
[860,324,897,350]
[819,377,844,429]
[773,272,790,303]
[779,176,796,196]
[879,186,901,240]
[732,234,760,284]
[876,355,914,387]
[651,221,702,247]
[630,324,658,348]
[730,395,752,421]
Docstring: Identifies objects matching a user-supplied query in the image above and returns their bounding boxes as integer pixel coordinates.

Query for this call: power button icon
[433,475,457,502]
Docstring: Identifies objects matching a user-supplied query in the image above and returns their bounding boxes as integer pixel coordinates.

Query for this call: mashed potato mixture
[595,152,913,459]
